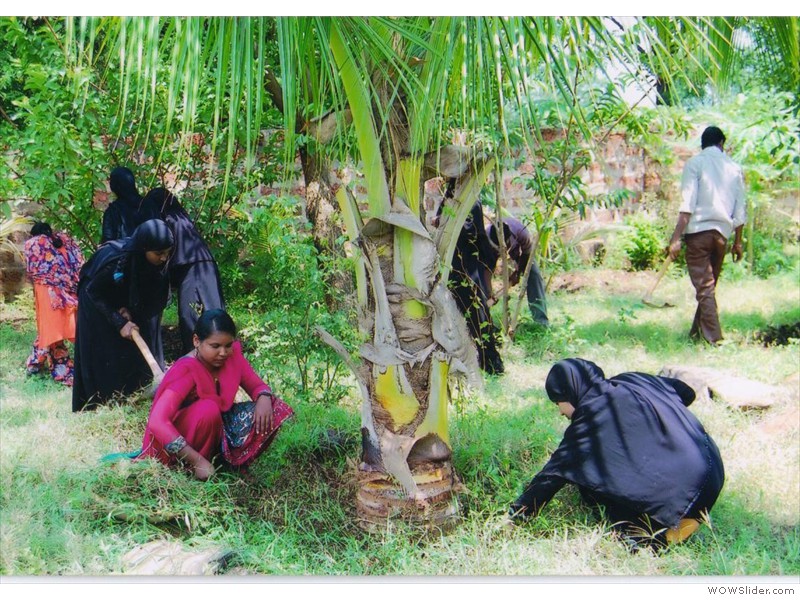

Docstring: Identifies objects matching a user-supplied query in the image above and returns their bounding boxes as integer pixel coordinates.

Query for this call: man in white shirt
[667,126,746,345]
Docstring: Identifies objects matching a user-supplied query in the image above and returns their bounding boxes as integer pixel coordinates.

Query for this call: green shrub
[622,216,664,271]
[751,232,798,279]
[228,194,357,405]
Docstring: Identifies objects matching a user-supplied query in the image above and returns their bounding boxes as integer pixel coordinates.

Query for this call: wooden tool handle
[644,255,674,300]
[131,328,164,378]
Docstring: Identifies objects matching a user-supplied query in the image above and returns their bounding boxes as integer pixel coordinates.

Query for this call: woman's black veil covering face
[143,187,174,214]
[109,167,140,203]
[545,358,606,407]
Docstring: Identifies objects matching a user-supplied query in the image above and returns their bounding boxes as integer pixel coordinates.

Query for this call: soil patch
[162,325,184,364]
[549,269,650,296]
[756,322,800,347]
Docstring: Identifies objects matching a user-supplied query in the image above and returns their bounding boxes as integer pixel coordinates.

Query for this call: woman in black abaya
[142,188,225,354]
[449,200,504,375]
[101,167,157,244]
[435,178,503,375]
[72,220,174,412]
[509,358,724,546]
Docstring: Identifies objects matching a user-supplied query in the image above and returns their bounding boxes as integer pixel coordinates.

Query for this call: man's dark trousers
[685,229,727,344]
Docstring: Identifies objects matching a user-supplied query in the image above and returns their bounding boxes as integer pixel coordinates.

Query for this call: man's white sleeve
[731,167,747,228]
[678,159,698,214]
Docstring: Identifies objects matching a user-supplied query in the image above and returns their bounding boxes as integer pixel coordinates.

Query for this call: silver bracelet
[165,435,188,454]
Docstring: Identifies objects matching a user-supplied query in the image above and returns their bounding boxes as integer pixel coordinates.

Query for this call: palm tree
[270,17,645,528]
[60,15,795,528]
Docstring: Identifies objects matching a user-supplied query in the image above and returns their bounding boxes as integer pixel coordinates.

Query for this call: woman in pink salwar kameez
[139,309,292,480]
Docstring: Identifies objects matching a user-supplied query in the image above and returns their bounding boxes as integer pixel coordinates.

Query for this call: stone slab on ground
[659,365,780,410]
[121,540,235,575]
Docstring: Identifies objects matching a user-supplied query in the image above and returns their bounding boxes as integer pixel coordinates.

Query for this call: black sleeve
[83,260,129,331]
[101,207,118,244]
[514,249,530,281]
[659,376,696,407]
[510,224,532,277]
[472,205,498,279]
[509,471,567,520]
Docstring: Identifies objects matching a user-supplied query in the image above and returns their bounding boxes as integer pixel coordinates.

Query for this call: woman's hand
[254,393,274,435]
[191,456,215,481]
[177,445,215,481]
[120,321,139,339]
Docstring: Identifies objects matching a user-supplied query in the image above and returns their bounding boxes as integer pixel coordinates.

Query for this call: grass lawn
[1,266,798,576]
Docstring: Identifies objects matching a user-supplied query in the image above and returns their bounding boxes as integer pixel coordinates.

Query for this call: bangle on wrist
[165,435,188,455]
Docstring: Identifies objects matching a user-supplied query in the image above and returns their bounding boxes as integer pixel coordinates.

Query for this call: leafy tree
[0,17,287,296]
[616,17,799,108]
[0,18,111,245]
[731,18,800,103]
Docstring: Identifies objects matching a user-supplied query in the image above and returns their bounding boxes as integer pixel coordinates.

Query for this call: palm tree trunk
[353,190,461,530]
[320,163,491,530]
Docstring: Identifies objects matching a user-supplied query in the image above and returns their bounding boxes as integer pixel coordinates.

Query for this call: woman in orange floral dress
[24,222,84,386]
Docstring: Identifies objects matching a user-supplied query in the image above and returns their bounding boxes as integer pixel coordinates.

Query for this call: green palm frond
[58,16,793,199]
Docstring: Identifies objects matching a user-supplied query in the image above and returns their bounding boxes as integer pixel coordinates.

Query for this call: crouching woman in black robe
[509,358,724,546]
[142,188,225,354]
[72,220,174,412]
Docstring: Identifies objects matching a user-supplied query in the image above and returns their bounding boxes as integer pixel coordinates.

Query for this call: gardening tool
[131,328,164,391]
[642,255,675,308]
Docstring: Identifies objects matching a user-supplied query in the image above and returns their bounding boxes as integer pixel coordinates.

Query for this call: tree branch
[0,105,17,127]
[265,67,351,145]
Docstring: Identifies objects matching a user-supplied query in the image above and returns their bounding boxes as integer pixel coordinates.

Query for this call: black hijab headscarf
[545,358,606,407]
[102,167,161,243]
[109,167,142,206]
[130,217,174,253]
[81,219,174,317]
[539,358,723,528]
[126,219,173,316]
